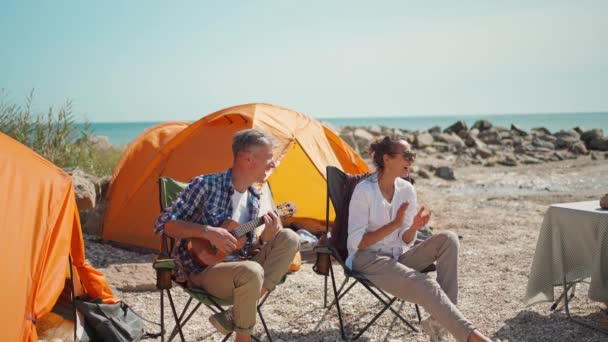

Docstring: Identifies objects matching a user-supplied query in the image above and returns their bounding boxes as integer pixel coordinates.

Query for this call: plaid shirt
[154,169,261,278]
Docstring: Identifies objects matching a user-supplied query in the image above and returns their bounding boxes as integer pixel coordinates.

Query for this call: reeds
[1,90,122,176]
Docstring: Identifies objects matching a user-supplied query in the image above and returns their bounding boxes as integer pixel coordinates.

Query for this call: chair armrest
[313,245,332,254]
[153,258,178,270]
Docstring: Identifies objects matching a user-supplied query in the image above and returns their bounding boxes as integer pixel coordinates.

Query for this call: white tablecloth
[526,200,608,306]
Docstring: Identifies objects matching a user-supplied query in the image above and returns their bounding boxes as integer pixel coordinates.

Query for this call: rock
[417,169,430,179]
[497,155,518,167]
[552,152,565,161]
[80,201,106,236]
[102,263,157,292]
[555,136,580,149]
[580,128,604,145]
[601,194,608,209]
[535,133,557,143]
[415,132,435,148]
[98,175,112,200]
[432,142,450,152]
[554,129,580,140]
[531,127,552,135]
[340,132,358,151]
[428,126,442,134]
[569,142,588,155]
[435,166,455,180]
[519,156,542,164]
[368,125,382,135]
[532,138,555,150]
[353,128,375,143]
[478,129,502,145]
[511,124,528,136]
[468,128,479,138]
[589,137,608,151]
[472,120,493,131]
[70,169,97,211]
[444,120,468,135]
[433,132,466,149]
[476,146,493,159]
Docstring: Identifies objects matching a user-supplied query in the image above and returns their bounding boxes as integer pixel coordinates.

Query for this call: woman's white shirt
[346,174,417,268]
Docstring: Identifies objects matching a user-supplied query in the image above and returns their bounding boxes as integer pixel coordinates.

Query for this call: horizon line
[80,110,608,124]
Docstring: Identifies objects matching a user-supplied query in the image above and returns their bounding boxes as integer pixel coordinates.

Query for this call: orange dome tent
[101,103,369,250]
[104,121,189,239]
[0,132,117,342]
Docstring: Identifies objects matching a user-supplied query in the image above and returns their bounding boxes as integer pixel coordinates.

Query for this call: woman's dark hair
[369,136,401,170]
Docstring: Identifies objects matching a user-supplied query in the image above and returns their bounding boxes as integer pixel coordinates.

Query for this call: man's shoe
[421,317,449,342]
[209,308,234,335]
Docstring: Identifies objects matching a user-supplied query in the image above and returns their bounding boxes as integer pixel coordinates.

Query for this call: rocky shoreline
[337,120,607,179]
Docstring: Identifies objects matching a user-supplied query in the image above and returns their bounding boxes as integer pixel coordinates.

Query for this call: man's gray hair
[232,129,275,157]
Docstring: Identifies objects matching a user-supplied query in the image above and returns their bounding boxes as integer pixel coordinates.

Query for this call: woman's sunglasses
[400,151,417,161]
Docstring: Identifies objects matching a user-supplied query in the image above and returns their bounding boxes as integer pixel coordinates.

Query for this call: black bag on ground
[74,298,144,342]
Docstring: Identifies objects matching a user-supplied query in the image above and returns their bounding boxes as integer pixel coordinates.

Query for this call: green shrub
[0,90,122,177]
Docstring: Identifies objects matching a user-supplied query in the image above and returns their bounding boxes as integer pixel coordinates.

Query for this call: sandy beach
[84,153,608,342]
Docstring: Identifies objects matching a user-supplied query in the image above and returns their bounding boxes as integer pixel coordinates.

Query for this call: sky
[1,1,607,122]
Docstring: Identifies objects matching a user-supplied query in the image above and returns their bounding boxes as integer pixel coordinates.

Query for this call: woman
[347,136,491,342]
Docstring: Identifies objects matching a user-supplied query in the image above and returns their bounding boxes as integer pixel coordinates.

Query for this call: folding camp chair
[153,177,277,342]
[315,166,436,340]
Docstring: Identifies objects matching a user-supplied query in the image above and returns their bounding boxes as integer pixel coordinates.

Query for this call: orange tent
[102,103,369,250]
[104,121,189,233]
[0,132,118,342]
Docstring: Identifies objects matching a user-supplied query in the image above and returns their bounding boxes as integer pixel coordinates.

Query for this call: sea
[82,112,608,146]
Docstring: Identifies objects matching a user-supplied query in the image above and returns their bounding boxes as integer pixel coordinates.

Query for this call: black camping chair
[152,177,279,342]
[314,166,436,340]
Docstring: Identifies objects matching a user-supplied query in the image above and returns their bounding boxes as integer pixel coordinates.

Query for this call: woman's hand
[411,207,431,231]
[392,202,410,228]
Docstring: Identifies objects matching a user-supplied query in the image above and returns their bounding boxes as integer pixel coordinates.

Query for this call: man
[154,128,300,342]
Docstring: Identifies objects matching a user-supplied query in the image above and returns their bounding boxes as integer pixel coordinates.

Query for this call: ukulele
[188,202,297,267]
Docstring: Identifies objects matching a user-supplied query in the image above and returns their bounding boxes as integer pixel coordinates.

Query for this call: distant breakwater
[336,119,608,170]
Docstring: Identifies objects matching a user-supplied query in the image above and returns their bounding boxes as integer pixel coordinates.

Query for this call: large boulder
[71,169,97,211]
[589,137,608,151]
[433,132,466,149]
[434,166,455,180]
[510,124,528,137]
[531,127,552,135]
[472,120,493,131]
[444,120,468,138]
[415,132,435,148]
[580,129,604,146]
[477,129,502,145]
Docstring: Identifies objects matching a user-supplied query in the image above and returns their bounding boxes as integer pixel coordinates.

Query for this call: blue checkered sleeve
[154,176,207,235]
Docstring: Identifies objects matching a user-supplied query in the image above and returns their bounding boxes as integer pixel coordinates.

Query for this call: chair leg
[415,304,422,323]
[165,290,186,342]
[168,301,203,342]
[329,261,347,340]
[360,282,418,333]
[327,277,354,310]
[354,297,397,340]
[323,274,328,308]
[160,290,165,342]
[257,305,272,342]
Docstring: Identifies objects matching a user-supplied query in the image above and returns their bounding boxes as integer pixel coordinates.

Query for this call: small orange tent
[102,103,369,250]
[0,132,117,342]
